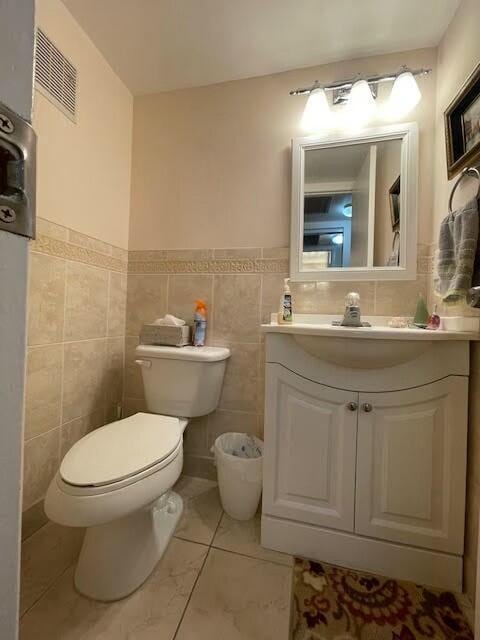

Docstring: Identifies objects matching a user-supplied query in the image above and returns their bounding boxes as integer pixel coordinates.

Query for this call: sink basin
[261,314,478,369]
[293,334,432,369]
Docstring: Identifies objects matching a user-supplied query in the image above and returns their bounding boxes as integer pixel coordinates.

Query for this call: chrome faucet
[332,292,371,327]
[341,292,362,327]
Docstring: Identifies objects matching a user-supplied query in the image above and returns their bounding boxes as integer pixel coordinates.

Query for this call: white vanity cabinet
[355,378,468,554]
[261,328,473,591]
[264,365,357,532]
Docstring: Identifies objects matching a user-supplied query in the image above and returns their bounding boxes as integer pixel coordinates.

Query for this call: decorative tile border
[128,256,289,274]
[128,244,430,276]
[128,249,216,262]
[31,229,430,278]
[31,234,128,273]
[128,247,289,262]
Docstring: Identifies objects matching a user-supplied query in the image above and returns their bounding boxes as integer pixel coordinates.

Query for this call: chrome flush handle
[346,402,358,412]
[135,359,152,368]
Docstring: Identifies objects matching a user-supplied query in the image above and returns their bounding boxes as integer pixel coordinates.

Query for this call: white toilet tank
[135,345,230,418]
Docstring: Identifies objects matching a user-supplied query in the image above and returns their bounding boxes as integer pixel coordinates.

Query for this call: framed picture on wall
[445,62,480,179]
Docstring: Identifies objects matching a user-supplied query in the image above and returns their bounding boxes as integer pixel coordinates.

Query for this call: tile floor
[19,476,293,640]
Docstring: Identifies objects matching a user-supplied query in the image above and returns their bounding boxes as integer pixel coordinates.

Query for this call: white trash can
[213,432,263,521]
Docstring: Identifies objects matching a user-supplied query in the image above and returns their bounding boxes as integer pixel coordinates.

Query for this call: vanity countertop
[261,315,479,341]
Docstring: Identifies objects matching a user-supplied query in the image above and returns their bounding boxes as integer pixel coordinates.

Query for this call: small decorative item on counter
[427,305,441,330]
[413,294,430,328]
[388,317,408,328]
[193,299,208,346]
[278,278,293,324]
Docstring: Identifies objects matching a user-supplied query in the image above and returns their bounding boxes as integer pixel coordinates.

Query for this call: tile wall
[124,244,432,479]
[21,233,432,616]
[21,218,128,615]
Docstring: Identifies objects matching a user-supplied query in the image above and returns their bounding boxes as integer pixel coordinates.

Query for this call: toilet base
[74,490,183,601]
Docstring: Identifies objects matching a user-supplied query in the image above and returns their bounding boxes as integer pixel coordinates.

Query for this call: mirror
[290,123,418,281]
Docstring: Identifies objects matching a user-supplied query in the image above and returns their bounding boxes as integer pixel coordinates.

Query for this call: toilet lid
[60,413,182,487]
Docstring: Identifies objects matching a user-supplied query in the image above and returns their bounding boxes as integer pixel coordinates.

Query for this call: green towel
[435,197,479,303]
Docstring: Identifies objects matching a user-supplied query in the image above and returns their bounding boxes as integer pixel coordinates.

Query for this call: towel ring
[448,166,480,214]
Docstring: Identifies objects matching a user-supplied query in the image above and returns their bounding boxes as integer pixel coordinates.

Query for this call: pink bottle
[427,304,441,330]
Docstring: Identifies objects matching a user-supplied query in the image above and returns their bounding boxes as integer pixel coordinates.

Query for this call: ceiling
[62,0,461,94]
[305,139,403,182]
[305,145,370,182]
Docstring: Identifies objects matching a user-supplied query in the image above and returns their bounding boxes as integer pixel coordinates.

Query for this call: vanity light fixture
[301,86,331,132]
[388,71,422,117]
[349,79,376,125]
[292,67,431,132]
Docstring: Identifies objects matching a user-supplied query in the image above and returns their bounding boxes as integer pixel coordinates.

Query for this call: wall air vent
[34,28,77,121]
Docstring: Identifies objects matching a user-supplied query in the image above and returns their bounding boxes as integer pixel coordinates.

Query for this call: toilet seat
[60,413,182,488]
[56,440,183,496]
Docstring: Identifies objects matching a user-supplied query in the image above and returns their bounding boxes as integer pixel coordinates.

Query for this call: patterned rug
[292,558,473,640]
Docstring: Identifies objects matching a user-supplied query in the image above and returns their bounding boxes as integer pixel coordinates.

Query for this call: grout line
[104,272,115,417]
[24,403,111,447]
[172,535,210,548]
[57,259,68,464]
[172,545,211,639]
[166,274,170,315]
[210,506,225,545]
[21,501,49,543]
[19,561,73,620]
[23,423,61,447]
[106,271,112,339]
[259,272,264,327]
[172,505,225,639]
[209,544,293,569]
[28,335,116,349]
[209,273,215,341]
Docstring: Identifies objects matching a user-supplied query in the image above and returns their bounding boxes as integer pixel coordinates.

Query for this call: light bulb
[343,204,352,218]
[388,71,421,118]
[349,79,376,126]
[332,234,344,245]
[301,88,332,132]
[345,292,360,306]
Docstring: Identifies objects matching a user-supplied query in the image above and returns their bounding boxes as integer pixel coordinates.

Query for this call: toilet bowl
[45,345,230,601]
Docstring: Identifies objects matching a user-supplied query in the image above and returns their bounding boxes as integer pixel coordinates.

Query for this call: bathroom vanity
[261,316,478,591]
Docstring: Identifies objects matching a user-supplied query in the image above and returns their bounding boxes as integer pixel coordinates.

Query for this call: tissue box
[441,316,480,333]
[140,324,191,347]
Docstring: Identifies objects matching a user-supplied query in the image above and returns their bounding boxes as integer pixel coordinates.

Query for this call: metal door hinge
[0,101,36,239]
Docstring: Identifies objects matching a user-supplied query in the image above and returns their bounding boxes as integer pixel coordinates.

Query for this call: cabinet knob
[362,403,373,412]
[346,402,358,412]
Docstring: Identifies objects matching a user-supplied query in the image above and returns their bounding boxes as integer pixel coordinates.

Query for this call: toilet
[45,344,230,601]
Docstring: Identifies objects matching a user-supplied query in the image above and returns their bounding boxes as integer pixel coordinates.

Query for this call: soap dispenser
[278,278,293,324]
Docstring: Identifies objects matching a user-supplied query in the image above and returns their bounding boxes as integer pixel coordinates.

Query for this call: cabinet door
[355,377,468,554]
[263,364,358,532]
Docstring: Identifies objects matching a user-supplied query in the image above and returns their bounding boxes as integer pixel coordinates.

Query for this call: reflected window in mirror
[303,192,352,268]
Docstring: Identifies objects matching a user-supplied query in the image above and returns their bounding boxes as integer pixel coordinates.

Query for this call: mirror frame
[290,122,419,281]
